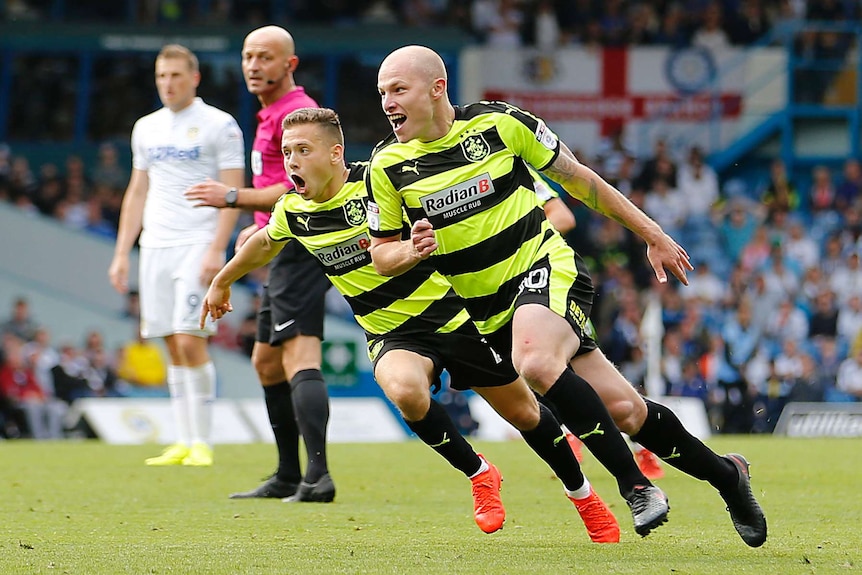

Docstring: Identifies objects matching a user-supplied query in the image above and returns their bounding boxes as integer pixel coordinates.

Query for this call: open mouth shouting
[388,114,406,132]
[290,173,307,196]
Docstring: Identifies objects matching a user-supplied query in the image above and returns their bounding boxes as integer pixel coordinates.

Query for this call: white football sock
[468,457,490,479]
[187,361,216,445]
[167,365,191,446]
[566,477,592,500]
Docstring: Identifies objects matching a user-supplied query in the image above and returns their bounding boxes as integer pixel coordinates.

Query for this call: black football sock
[544,367,649,496]
[290,369,331,484]
[631,399,737,492]
[263,381,302,484]
[519,403,585,492]
[406,399,483,477]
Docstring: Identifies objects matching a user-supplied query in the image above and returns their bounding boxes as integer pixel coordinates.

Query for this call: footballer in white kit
[132,97,245,337]
[109,45,245,467]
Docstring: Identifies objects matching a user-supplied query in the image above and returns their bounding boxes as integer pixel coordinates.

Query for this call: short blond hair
[156,44,199,73]
[282,107,343,145]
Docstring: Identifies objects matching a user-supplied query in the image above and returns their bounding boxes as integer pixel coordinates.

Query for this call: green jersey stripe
[431,206,546,277]
[269,162,468,337]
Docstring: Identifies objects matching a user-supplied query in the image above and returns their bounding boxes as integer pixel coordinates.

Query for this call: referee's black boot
[282,473,336,503]
[229,475,299,499]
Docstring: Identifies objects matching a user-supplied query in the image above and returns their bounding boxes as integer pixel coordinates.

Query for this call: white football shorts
[138,243,217,338]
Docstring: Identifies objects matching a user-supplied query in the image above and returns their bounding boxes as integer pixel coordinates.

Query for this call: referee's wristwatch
[225,187,239,208]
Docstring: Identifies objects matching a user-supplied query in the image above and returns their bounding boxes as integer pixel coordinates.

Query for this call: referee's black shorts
[257,241,331,346]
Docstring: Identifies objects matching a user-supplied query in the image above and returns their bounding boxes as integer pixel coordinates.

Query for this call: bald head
[377,45,454,143]
[244,25,295,57]
[380,45,447,83]
[242,25,299,104]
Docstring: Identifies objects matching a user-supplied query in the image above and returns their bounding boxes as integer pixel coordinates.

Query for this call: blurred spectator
[786,346,826,402]
[8,155,37,204]
[717,298,760,433]
[820,232,846,275]
[739,224,773,273]
[634,138,677,192]
[839,207,862,254]
[829,251,862,306]
[764,297,809,344]
[660,329,686,392]
[91,142,128,191]
[668,357,710,404]
[643,177,686,237]
[653,3,690,47]
[22,327,60,397]
[523,0,562,49]
[51,343,91,403]
[719,197,761,264]
[681,260,727,306]
[728,0,771,45]
[122,289,141,320]
[835,158,862,212]
[59,180,89,229]
[115,327,167,391]
[400,0,450,28]
[809,288,839,339]
[595,129,634,186]
[677,145,719,225]
[626,2,658,45]
[361,0,398,24]
[832,345,862,401]
[83,196,117,238]
[837,294,862,344]
[598,0,629,46]
[607,292,643,364]
[34,162,66,217]
[691,1,731,52]
[783,217,820,270]
[760,158,800,223]
[0,334,66,439]
[1,297,38,342]
[761,241,802,299]
[472,0,525,47]
[808,164,837,216]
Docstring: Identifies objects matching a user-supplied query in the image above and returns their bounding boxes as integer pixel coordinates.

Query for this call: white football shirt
[131,97,245,248]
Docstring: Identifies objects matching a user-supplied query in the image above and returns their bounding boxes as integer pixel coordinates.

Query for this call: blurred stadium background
[0,0,860,443]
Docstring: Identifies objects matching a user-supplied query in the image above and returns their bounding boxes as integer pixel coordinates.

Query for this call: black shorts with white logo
[367,322,519,392]
[257,241,331,346]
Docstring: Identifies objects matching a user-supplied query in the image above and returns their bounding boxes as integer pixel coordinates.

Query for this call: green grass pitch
[1,436,859,574]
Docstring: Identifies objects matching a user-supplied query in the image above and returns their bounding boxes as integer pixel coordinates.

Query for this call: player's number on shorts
[519,267,549,294]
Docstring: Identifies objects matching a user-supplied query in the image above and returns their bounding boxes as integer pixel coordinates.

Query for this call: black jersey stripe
[384,127,507,190]
[386,290,466,335]
[283,197,368,237]
[347,161,367,183]
[343,260,439,317]
[459,271,525,323]
[430,206,546,276]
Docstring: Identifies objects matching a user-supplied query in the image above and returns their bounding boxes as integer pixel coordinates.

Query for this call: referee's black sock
[631,399,737,492]
[263,381,302,484]
[519,403,585,492]
[290,369,331,484]
[544,367,649,496]
[406,399,483,477]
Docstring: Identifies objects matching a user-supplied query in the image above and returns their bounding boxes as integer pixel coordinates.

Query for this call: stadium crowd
[3,0,859,49]
[1,0,860,439]
[1,132,860,439]
[0,293,174,439]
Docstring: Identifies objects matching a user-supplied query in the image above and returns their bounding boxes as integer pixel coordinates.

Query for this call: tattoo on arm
[587,179,599,210]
